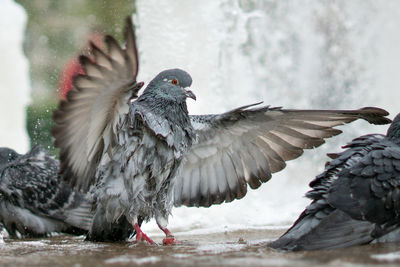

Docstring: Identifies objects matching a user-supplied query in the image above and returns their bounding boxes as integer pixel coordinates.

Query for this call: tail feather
[269,210,375,251]
[63,200,94,232]
[86,204,135,242]
[268,211,321,251]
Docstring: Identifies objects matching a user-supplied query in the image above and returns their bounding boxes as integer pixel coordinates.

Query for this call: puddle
[0,228,399,266]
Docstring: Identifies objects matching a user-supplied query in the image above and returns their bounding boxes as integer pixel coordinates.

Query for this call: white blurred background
[0,0,30,153]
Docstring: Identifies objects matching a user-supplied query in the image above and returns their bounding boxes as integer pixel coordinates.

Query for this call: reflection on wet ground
[1,227,400,266]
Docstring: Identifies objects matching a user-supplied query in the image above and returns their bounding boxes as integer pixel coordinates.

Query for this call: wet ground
[1,227,400,266]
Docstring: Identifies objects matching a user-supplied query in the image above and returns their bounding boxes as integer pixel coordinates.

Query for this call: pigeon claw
[163,236,180,245]
[158,226,179,245]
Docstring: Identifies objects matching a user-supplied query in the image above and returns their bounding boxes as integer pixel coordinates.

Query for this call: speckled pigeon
[269,112,400,251]
[52,17,391,244]
[0,146,92,238]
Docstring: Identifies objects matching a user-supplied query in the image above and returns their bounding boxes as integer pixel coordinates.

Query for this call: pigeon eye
[171,79,179,85]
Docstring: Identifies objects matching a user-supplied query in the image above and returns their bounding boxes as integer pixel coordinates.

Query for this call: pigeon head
[144,68,196,102]
[0,147,19,167]
[387,113,400,140]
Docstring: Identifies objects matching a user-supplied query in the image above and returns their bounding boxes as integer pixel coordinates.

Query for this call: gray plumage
[0,146,92,238]
[52,17,391,242]
[175,105,391,207]
[88,68,196,241]
[269,113,400,251]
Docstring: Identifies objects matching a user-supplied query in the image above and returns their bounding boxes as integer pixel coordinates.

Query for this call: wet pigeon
[269,112,400,251]
[52,17,391,244]
[0,146,92,238]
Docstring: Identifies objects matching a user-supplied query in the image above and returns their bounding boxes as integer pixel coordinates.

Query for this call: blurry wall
[0,0,30,153]
[13,0,135,154]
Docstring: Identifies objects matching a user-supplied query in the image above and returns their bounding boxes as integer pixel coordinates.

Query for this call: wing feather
[273,126,327,148]
[259,133,304,161]
[214,158,229,202]
[220,153,237,201]
[198,162,210,206]
[207,161,222,204]
[52,17,143,192]
[174,104,391,207]
[227,152,248,198]
[189,167,201,206]
[105,36,125,66]
[328,142,400,225]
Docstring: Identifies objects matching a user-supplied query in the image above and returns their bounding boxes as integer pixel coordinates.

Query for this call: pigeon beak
[184,88,196,100]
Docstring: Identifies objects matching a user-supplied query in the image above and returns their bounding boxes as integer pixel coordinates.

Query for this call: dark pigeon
[0,146,92,238]
[52,17,391,244]
[269,112,400,251]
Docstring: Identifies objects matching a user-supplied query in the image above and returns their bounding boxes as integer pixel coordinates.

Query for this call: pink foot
[163,236,180,245]
[134,223,155,245]
[159,226,179,245]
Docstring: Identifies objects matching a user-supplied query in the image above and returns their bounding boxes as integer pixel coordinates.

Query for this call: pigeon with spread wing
[52,17,391,244]
[0,146,92,238]
[269,112,400,251]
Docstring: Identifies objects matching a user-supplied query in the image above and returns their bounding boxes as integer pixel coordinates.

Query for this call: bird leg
[133,223,155,244]
[158,224,179,245]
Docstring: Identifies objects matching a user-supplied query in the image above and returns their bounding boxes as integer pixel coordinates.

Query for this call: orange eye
[171,79,179,85]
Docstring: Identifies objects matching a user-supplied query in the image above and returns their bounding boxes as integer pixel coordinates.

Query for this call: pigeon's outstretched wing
[52,17,143,192]
[174,104,391,207]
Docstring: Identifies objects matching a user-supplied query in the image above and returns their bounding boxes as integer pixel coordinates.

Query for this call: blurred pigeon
[0,146,92,238]
[52,17,391,244]
[269,113,400,251]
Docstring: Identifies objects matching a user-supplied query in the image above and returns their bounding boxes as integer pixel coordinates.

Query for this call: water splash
[135,0,400,231]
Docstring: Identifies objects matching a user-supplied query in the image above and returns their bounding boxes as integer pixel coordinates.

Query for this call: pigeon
[0,146,92,238]
[269,112,400,251]
[52,17,391,244]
